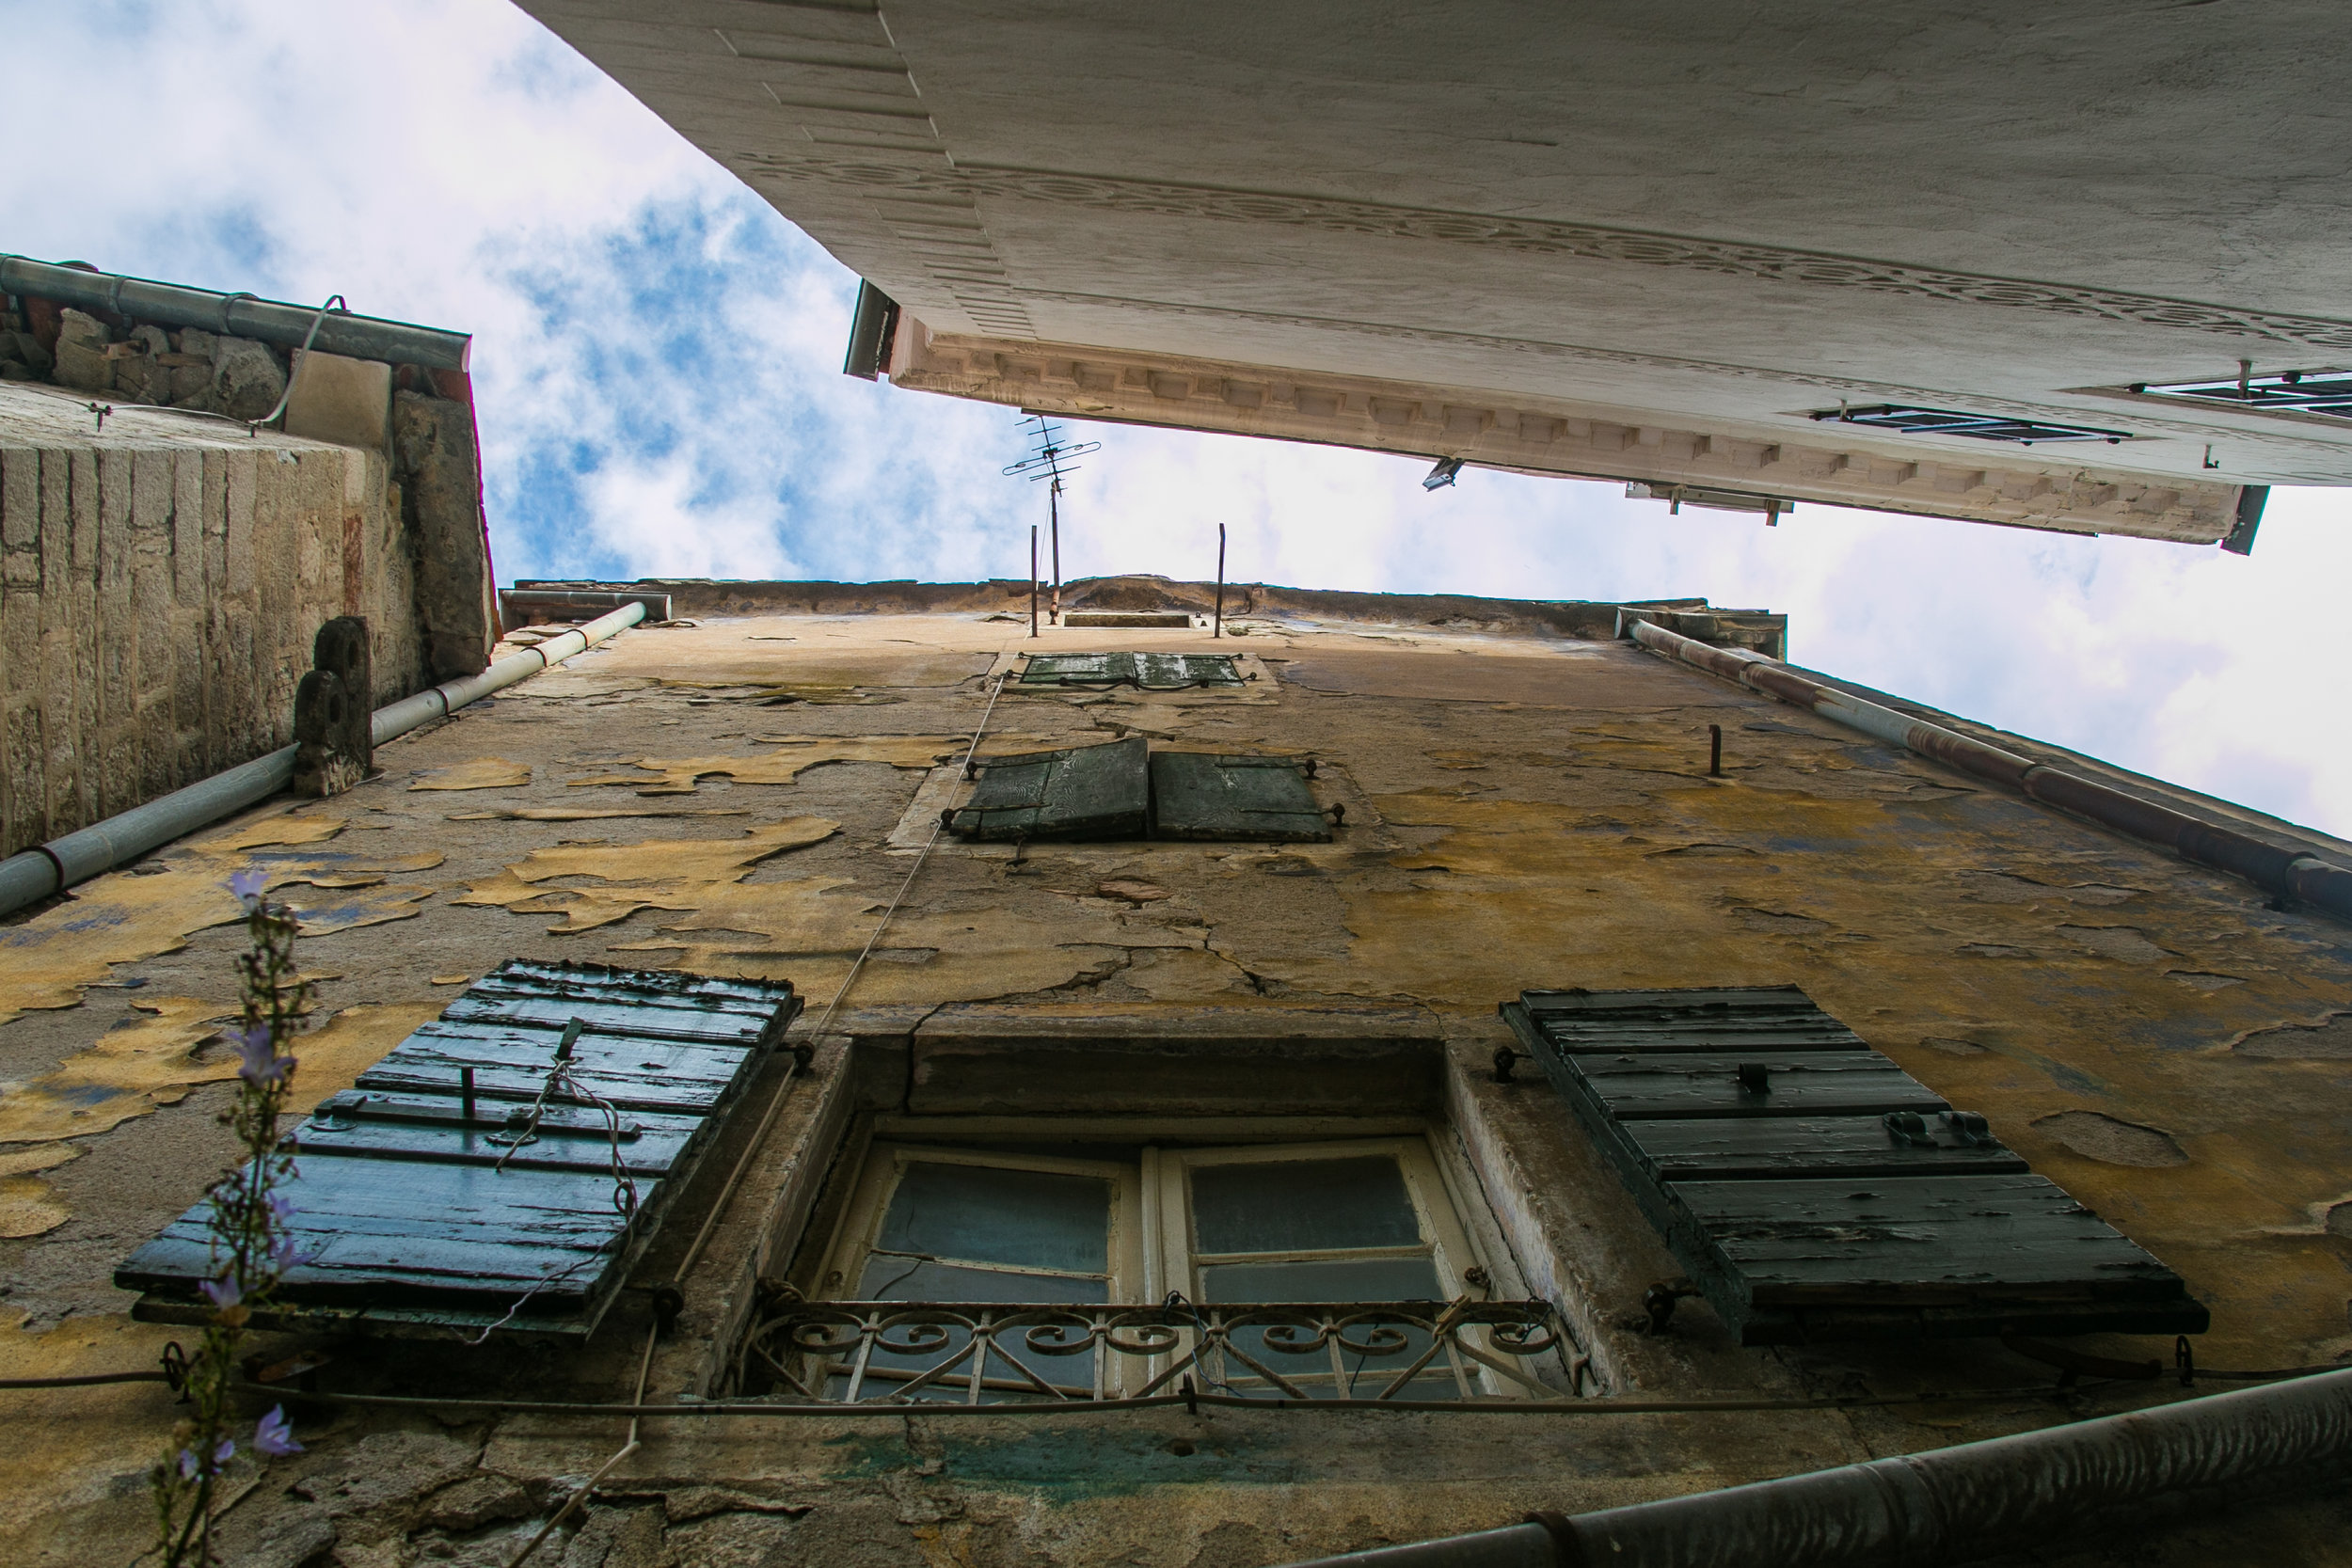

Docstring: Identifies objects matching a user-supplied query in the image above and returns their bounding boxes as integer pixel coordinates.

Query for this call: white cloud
[576,454,804,581]
[5,0,2348,837]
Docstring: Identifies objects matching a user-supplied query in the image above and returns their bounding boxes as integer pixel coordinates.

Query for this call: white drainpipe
[0,601,645,918]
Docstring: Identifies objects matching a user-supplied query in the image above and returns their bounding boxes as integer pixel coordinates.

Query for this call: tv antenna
[1002,413,1099,626]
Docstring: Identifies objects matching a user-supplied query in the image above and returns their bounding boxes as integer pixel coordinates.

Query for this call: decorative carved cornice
[1008,286,2351,458]
[744,154,2352,354]
[889,323,2242,545]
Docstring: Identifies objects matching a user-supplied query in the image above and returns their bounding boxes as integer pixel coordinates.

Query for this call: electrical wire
[503,1323,657,1568]
[230,1370,2352,1421]
[244,294,344,435]
[501,662,1012,1568]
[51,293,348,436]
[4,1366,2337,1409]
[662,662,1009,1289]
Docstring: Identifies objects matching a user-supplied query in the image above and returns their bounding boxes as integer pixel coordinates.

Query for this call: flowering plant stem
[149,878,311,1565]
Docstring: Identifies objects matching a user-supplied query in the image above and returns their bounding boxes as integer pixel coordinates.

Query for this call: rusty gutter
[1621,614,2352,923]
[1271,1368,2352,1567]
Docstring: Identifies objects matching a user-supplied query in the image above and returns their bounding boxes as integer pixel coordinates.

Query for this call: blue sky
[9,0,2350,837]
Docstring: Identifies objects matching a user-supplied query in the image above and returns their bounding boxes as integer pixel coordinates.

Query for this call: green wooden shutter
[1020,653,1243,689]
[1149,752,1330,842]
[1501,985,2208,1344]
[947,736,1150,840]
[117,960,800,1341]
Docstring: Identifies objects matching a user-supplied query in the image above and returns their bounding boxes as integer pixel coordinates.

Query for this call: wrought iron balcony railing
[737,1299,1581,1407]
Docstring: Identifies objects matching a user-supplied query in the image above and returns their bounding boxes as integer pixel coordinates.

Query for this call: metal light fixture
[1422,456,1464,490]
[1625,482,1792,524]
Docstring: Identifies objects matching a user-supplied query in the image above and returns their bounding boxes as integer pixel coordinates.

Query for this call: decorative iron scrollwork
[736,1300,1574,1407]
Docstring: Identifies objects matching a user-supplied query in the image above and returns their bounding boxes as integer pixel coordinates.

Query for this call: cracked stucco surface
[2,604,2350,1566]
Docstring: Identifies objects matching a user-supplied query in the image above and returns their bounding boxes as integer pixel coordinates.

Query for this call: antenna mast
[1001,414,1099,626]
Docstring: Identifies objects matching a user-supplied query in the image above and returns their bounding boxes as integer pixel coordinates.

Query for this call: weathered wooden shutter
[1020,653,1242,689]
[1149,752,1330,842]
[1501,986,2208,1344]
[117,960,800,1340]
[947,736,1150,840]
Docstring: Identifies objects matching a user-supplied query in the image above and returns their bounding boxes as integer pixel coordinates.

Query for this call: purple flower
[268,1234,314,1272]
[228,868,268,904]
[232,1024,293,1085]
[265,1193,296,1225]
[199,1274,242,1311]
[178,1436,233,1480]
[253,1406,302,1458]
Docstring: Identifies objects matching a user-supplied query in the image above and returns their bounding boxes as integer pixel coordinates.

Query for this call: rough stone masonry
[0,282,498,862]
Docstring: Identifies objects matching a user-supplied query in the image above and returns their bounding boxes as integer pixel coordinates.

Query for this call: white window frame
[825,1143,1147,1303]
[815,1132,1531,1400]
[1150,1136,1480,1305]
[824,1135,1480,1307]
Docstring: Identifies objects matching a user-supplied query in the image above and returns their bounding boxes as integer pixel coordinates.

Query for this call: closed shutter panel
[1501,986,2207,1344]
[1149,752,1330,842]
[1020,653,1242,689]
[117,960,800,1340]
[948,736,1149,840]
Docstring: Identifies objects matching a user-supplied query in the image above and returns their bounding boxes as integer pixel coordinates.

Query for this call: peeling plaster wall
[0,381,438,859]
[4,597,2351,1566]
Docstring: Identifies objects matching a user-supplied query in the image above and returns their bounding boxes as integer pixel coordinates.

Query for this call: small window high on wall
[1020,652,1243,689]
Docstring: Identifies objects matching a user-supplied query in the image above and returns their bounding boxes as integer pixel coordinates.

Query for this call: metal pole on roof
[1029,525,1039,639]
[1002,414,1095,630]
[1215,524,1226,638]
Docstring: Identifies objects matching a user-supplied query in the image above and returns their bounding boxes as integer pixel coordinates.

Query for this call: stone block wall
[0,382,434,860]
[3,304,294,421]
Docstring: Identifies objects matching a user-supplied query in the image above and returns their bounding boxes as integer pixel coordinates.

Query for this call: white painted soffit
[890,325,2239,545]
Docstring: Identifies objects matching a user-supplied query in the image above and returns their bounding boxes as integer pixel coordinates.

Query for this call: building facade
[2,581,2347,1564]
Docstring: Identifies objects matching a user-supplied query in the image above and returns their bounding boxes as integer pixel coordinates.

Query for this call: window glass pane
[874,1161,1111,1275]
[854,1259,1104,1305]
[1200,1256,1443,1304]
[1190,1155,1421,1254]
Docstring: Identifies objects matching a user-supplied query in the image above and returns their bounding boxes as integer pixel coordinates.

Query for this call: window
[825,1138,1472,1305]
[2133,369,2352,421]
[1811,404,2129,446]
[946,736,1330,843]
[832,1146,1145,1303]
[748,1134,1564,1404]
[1021,652,1243,689]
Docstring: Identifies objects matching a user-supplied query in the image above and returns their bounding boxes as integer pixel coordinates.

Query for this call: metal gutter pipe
[0,602,644,920]
[367,601,643,743]
[1623,614,2352,922]
[496,588,674,635]
[1275,1369,2352,1568]
[0,255,471,372]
